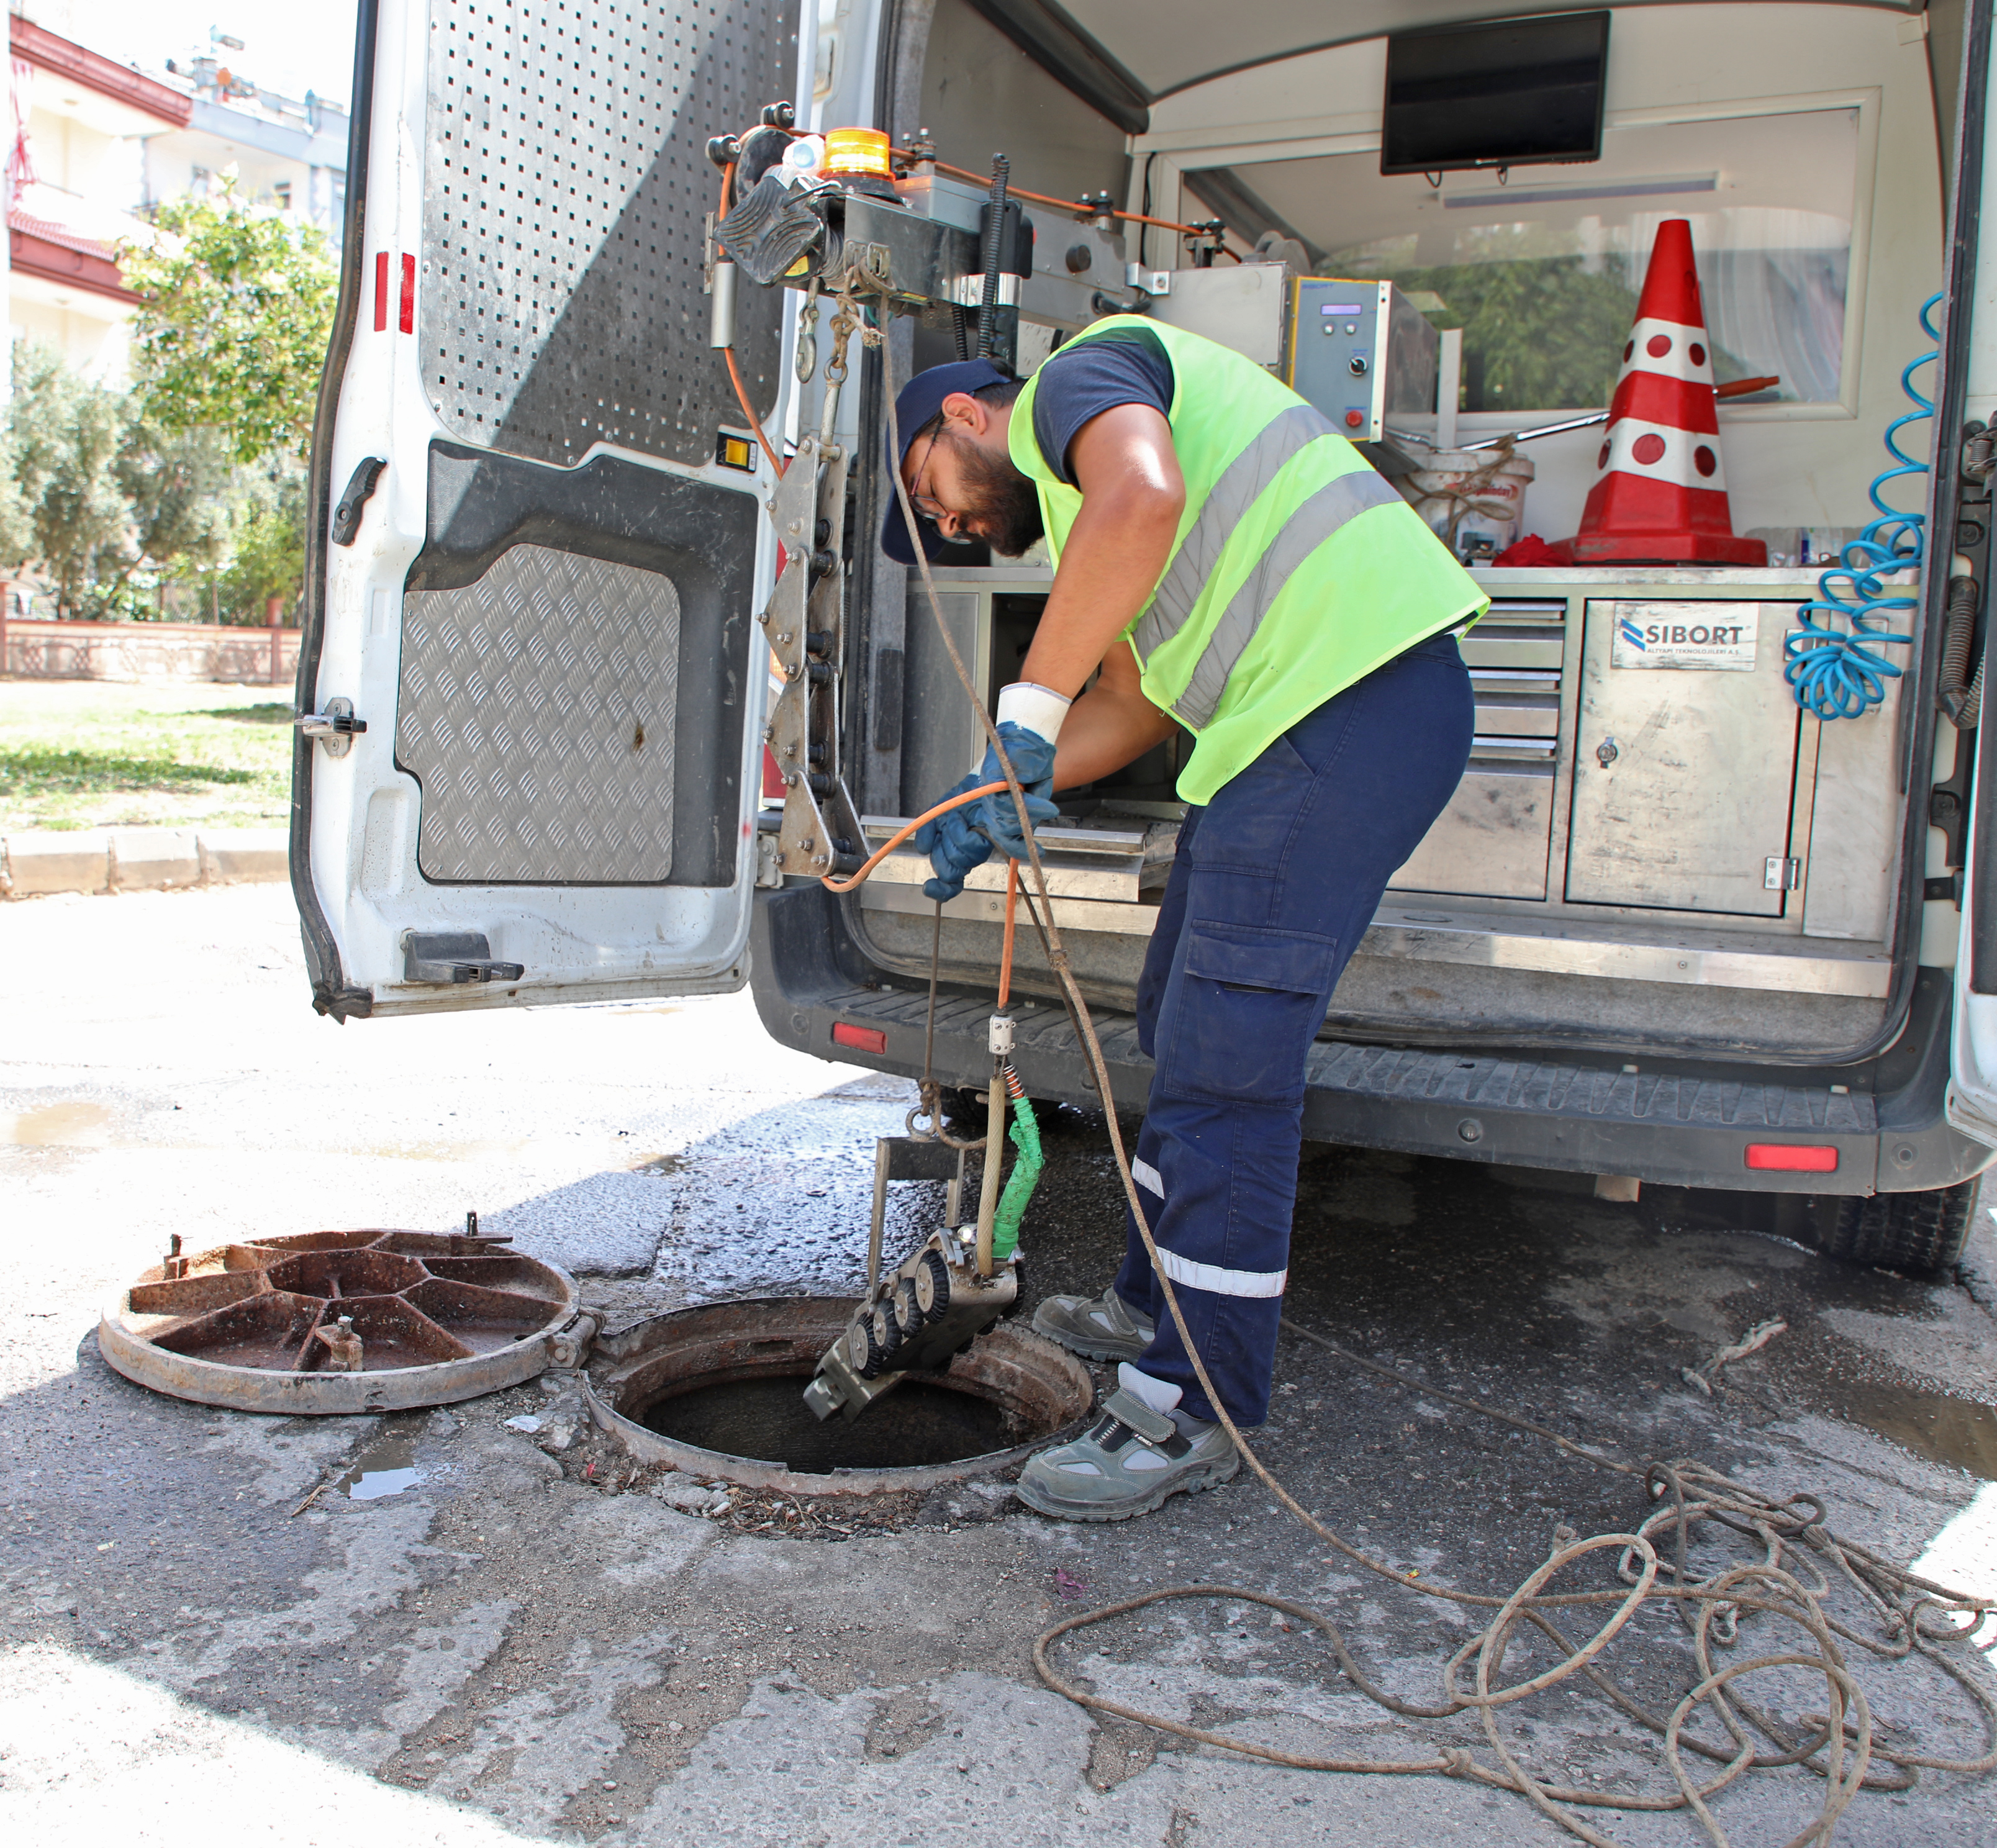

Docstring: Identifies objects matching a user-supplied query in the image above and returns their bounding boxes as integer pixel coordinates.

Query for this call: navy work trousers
[1110,632,1474,1426]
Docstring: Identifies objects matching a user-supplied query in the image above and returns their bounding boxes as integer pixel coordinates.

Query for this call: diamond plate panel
[423,0,797,467]
[397,545,681,884]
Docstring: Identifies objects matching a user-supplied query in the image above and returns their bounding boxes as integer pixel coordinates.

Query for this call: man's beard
[940,431,1045,557]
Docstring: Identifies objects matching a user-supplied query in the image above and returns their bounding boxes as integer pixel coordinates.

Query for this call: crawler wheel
[870,1300,903,1362]
[1815,1179,1977,1278]
[845,1319,888,1379]
[914,1251,953,1319]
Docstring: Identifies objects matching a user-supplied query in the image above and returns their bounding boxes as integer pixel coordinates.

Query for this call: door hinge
[1764,856,1802,890]
[401,931,525,985]
[1926,871,1965,907]
[297,696,367,759]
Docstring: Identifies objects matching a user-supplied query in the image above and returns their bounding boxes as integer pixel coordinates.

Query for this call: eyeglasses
[906,427,948,527]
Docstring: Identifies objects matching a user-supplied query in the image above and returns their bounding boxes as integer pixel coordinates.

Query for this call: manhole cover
[584,1298,1094,1496]
[99,1229,582,1413]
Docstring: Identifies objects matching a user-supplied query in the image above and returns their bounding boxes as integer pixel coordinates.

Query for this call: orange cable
[716,167,786,477]
[726,346,786,476]
[920,156,1211,237]
[817,781,1007,893]
[997,859,1020,1008]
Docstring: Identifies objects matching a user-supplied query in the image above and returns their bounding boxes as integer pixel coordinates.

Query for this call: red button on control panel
[1344,410,1364,428]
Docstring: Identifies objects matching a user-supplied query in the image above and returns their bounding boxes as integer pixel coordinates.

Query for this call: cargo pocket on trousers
[1164,925,1339,1105]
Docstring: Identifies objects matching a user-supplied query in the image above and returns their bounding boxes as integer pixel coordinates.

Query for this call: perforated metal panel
[398,544,682,883]
[423,0,797,467]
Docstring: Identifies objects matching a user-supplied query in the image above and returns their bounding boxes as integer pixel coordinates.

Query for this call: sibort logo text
[1639,621,1749,648]
[1608,602,1760,673]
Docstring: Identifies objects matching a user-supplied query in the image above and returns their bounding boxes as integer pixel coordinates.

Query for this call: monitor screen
[1381,11,1611,178]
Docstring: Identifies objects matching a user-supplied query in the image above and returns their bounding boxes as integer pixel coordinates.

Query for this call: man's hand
[913,705,1064,902]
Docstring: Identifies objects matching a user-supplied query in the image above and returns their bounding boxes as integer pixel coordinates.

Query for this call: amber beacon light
[823,127,892,178]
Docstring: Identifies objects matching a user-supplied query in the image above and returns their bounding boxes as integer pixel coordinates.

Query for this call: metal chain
[825,286,885,391]
[794,281,820,384]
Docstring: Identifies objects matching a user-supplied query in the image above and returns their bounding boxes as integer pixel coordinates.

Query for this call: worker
[883,320,1483,1522]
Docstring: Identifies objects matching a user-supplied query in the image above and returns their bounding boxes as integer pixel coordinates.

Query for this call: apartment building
[4,7,347,384]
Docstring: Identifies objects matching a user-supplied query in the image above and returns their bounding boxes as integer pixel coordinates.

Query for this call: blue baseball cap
[880,358,1011,563]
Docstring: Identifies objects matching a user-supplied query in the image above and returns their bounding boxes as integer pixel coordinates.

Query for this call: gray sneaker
[1015,1387,1238,1522]
[1031,1285,1154,1363]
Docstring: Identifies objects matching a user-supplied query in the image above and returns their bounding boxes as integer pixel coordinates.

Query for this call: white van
[294,0,1997,1277]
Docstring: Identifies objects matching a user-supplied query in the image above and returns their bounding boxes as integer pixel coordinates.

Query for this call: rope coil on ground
[874,346,1997,1845]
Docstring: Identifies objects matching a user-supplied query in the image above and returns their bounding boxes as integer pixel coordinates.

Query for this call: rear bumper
[751,885,1993,1198]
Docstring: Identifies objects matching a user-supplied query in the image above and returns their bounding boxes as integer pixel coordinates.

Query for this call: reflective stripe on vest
[1161,450,1403,729]
[1137,402,1343,651]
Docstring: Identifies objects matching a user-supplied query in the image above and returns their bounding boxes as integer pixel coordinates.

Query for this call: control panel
[1286,278,1438,445]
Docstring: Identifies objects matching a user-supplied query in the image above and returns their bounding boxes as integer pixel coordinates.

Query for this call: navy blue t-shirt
[1029,327,1174,485]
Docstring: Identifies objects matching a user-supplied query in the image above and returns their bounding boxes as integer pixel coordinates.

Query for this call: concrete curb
[0,827,288,898]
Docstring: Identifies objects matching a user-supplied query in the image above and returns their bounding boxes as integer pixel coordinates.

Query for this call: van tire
[1818,1179,1977,1277]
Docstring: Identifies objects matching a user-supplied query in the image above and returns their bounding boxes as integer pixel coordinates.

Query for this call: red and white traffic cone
[1549,219,1765,566]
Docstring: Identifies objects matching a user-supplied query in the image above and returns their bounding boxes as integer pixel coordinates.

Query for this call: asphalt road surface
[3,883,1995,1846]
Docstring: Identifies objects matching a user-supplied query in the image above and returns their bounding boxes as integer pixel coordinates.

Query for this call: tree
[4,345,131,616]
[120,420,237,568]
[0,346,289,622]
[219,468,309,618]
[122,186,338,464]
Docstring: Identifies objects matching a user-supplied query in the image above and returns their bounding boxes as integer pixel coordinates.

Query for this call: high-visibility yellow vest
[1010,316,1486,804]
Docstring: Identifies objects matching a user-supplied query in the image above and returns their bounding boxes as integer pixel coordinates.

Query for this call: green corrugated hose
[990,1092,1041,1264]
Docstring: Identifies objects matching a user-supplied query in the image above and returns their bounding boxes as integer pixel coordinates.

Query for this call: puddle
[8,1100,111,1146]
[1836,1380,1997,1481]
[641,1375,1017,1473]
[338,1431,425,1500]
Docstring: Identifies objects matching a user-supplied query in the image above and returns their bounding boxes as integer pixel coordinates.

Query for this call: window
[1189,107,1859,413]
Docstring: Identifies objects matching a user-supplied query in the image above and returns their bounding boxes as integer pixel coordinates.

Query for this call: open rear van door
[291,0,802,1019]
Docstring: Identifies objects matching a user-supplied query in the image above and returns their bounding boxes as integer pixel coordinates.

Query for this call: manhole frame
[98,1231,584,1415]
[583,1297,1096,1496]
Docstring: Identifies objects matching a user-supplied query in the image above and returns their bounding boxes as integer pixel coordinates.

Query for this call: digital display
[1381,12,1610,178]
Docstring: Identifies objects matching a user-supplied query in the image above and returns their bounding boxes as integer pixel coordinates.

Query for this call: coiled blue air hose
[1783,292,1944,719]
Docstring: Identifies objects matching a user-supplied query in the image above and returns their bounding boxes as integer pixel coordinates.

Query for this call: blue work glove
[913,691,1069,902]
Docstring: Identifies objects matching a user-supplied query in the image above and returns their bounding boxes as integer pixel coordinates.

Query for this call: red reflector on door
[1744,1144,1838,1173]
[832,1023,887,1054]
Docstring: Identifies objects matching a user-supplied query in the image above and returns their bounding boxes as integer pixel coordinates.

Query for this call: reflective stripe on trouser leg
[1117,633,1475,1427]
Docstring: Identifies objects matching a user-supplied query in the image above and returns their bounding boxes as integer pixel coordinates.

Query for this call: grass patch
[0,748,256,797]
[0,681,292,831]
[194,704,294,725]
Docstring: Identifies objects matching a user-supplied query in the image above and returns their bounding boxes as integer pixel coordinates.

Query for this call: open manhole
[99,1228,584,1413]
[584,1298,1095,1496]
